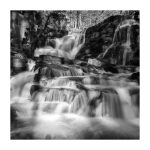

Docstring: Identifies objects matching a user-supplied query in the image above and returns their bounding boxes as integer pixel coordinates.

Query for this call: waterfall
[103,19,139,65]
[11,22,139,139]
[27,59,36,72]
[34,31,86,60]
[95,91,124,118]
[11,72,139,120]
[69,90,89,114]
[20,82,34,99]
[113,20,132,66]
[55,32,85,59]
[11,71,36,101]
[122,21,132,66]
[115,87,137,120]
[11,71,139,139]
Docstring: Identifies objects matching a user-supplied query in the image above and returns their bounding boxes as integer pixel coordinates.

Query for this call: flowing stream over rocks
[11,17,139,139]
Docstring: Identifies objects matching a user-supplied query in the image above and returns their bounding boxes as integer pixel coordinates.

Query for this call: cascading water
[11,71,35,100]
[95,91,123,118]
[11,26,139,139]
[11,72,139,138]
[103,19,139,66]
[34,30,86,60]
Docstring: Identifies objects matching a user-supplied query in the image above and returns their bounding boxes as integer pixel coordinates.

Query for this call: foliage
[11,10,139,58]
[66,10,139,30]
[11,11,68,58]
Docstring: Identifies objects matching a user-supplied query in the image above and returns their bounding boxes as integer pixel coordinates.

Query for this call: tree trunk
[76,11,80,29]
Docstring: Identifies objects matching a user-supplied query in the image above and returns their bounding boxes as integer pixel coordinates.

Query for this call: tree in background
[66,10,139,30]
[11,10,68,58]
[11,10,139,58]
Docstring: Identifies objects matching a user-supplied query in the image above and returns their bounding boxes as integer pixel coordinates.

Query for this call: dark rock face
[76,15,125,60]
[128,72,139,84]
[102,19,139,66]
[76,15,139,67]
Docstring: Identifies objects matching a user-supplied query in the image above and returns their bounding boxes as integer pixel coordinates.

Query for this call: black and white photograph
[10,10,140,140]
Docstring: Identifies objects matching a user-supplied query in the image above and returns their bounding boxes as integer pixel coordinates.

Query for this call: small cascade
[20,82,34,99]
[38,78,77,103]
[87,86,139,121]
[56,32,86,60]
[27,59,36,72]
[34,31,86,60]
[95,91,124,118]
[11,71,36,101]
[45,89,75,103]
[115,87,137,120]
[69,91,89,114]
[122,20,132,66]
[103,19,139,66]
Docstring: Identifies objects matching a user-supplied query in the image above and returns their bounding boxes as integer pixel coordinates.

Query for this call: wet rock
[102,63,119,73]
[128,72,139,84]
[76,15,139,68]
[76,15,125,60]
[102,19,139,66]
